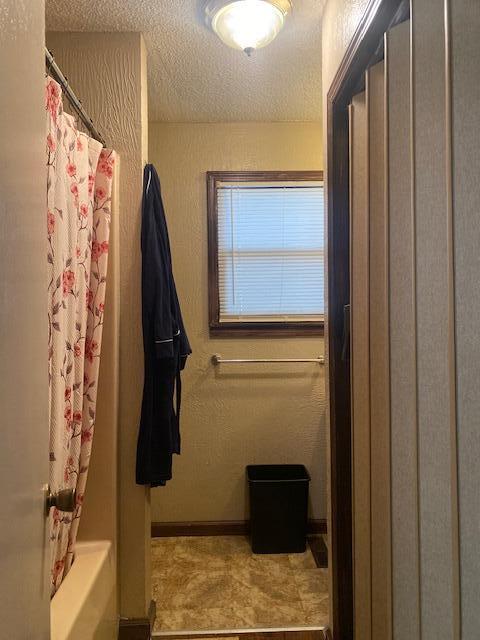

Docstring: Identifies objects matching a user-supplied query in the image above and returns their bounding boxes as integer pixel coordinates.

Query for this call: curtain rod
[45,48,106,147]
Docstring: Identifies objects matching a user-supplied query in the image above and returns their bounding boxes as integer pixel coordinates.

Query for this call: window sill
[209,321,324,338]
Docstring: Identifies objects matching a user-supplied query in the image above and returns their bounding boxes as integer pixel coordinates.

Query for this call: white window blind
[217,180,324,323]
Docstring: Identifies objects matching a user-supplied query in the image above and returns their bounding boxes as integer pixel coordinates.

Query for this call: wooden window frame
[207,170,325,338]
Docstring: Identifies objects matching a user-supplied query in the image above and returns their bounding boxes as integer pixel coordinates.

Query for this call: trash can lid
[246,464,310,482]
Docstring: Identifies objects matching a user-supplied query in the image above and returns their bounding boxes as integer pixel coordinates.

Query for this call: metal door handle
[341,303,351,362]
[45,485,76,515]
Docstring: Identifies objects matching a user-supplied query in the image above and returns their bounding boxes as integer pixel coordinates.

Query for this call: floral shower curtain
[46,77,116,595]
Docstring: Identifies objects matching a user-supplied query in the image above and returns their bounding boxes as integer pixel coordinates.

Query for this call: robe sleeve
[141,178,175,360]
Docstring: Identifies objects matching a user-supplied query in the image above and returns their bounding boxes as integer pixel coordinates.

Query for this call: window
[207,171,324,336]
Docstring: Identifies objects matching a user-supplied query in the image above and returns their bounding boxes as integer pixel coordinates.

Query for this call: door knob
[45,485,76,515]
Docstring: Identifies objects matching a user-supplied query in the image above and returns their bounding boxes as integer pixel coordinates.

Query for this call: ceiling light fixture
[205,0,292,56]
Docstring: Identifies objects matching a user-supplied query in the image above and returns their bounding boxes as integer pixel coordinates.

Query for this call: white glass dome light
[205,0,292,56]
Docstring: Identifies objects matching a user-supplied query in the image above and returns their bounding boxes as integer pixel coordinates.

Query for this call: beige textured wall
[321,0,370,99]
[46,32,151,619]
[149,122,326,523]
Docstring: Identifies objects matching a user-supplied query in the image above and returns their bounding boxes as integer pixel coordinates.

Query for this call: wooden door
[0,2,50,637]
[349,60,391,640]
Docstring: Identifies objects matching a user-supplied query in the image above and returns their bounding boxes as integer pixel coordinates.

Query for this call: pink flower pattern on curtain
[46,77,116,595]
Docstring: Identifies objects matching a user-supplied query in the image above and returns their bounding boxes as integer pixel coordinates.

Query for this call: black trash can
[247,464,310,554]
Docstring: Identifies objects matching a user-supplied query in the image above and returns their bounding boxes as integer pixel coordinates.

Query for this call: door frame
[326,1,409,638]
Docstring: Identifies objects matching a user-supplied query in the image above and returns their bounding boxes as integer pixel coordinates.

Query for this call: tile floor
[151,535,329,633]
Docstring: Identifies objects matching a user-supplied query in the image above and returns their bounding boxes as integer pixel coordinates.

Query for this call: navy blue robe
[136,165,191,487]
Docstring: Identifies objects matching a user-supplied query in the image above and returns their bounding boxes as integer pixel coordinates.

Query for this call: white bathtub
[51,540,117,640]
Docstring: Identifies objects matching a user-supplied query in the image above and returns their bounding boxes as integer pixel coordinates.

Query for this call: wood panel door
[0,1,50,637]
[349,60,391,640]
[349,89,371,640]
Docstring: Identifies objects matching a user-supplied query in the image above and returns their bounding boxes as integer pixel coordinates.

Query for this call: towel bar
[211,354,324,365]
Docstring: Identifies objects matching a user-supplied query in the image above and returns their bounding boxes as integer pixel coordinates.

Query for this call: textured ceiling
[45,1,325,122]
